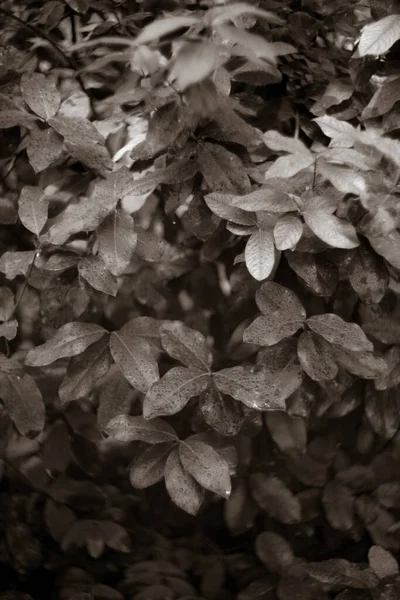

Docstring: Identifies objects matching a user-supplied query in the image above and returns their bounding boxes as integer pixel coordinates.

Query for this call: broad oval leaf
[365,386,400,440]
[245,229,275,281]
[368,545,399,580]
[105,415,177,444]
[164,447,205,515]
[264,410,307,455]
[110,326,159,393]
[265,153,314,179]
[256,531,295,573]
[303,211,359,249]
[0,372,45,436]
[179,437,231,498]
[20,72,61,120]
[97,369,135,429]
[25,322,107,367]
[250,473,302,524]
[169,41,220,91]
[129,443,174,489]
[198,142,250,194]
[0,250,37,280]
[78,256,118,297]
[230,187,298,213]
[204,193,256,225]
[313,116,356,140]
[349,245,388,304]
[357,15,400,57]
[143,367,210,419]
[200,387,243,436]
[306,314,373,352]
[97,210,137,276]
[303,559,378,590]
[297,331,338,381]
[322,481,355,531]
[273,215,303,250]
[263,130,310,155]
[160,321,212,371]
[256,281,306,318]
[243,315,303,346]
[135,16,199,45]
[18,186,49,236]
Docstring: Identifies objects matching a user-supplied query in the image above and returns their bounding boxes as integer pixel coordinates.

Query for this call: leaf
[368,545,399,580]
[297,331,338,381]
[97,370,135,429]
[265,153,314,179]
[286,251,339,297]
[204,193,256,225]
[59,336,112,404]
[303,559,378,590]
[216,25,278,63]
[322,481,355,531]
[332,346,387,379]
[306,314,373,352]
[303,212,359,249]
[20,72,61,120]
[230,188,298,213]
[0,320,17,341]
[318,163,367,196]
[313,116,356,140]
[164,448,205,515]
[198,142,250,194]
[110,324,159,393]
[0,250,36,279]
[45,499,76,543]
[357,15,400,57]
[375,346,400,391]
[362,76,400,120]
[206,3,284,26]
[245,229,275,281]
[0,110,38,129]
[200,387,243,436]
[134,16,199,45]
[105,415,177,444]
[0,370,45,436]
[27,128,64,173]
[224,478,258,535]
[18,186,49,236]
[365,386,400,440]
[97,210,137,276]
[255,531,295,573]
[78,256,118,297]
[263,131,310,155]
[129,443,174,489]
[25,322,106,367]
[367,231,400,270]
[250,473,302,524]
[349,245,388,304]
[265,410,307,456]
[169,41,220,91]
[179,437,231,498]
[273,215,303,250]
[143,367,210,419]
[0,287,14,322]
[45,167,134,244]
[160,321,212,372]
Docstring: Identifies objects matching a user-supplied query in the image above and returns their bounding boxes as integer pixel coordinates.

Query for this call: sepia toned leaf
[164,447,205,515]
[265,153,314,179]
[204,193,256,225]
[200,387,243,436]
[224,478,258,535]
[78,256,118,297]
[20,72,61,120]
[129,443,174,489]
[160,321,212,371]
[105,414,177,444]
[365,386,400,440]
[306,314,373,352]
[264,410,307,455]
[0,250,37,280]
[273,215,303,250]
[297,331,338,381]
[303,559,378,589]
[0,371,45,436]
[368,545,399,580]
[245,229,275,281]
[255,531,295,573]
[97,210,137,276]
[357,15,400,57]
[322,481,355,531]
[198,142,250,194]
[97,369,135,429]
[18,186,49,236]
[169,41,220,91]
[250,473,302,524]
[303,211,359,249]
[27,128,64,172]
[179,436,231,498]
[135,16,199,45]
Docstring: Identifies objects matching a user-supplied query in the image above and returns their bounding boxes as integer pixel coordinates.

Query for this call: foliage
[0,0,400,598]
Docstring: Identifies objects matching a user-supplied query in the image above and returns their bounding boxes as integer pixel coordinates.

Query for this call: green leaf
[27,128,64,173]
[164,447,205,515]
[250,473,302,524]
[143,367,210,419]
[0,371,45,436]
[20,72,61,121]
[129,442,174,489]
[306,314,373,352]
[204,193,256,225]
[303,212,359,249]
[245,229,275,281]
[200,387,243,436]
[297,331,338,381]
[25,322,106,367]
[255,531,295,573]
[160,321,212,372]
[59,336,112,404]
[179,436,231,498]
[169,41,220,91]
[110,325,159,393]
[78,256,118,297]
[134,15,199,45]
[264,153,314,180]
[198,142,250,194]
[18,186,49,236]
[356,15,400,57]
[96,210,137,276]
[105,414,177,444]
[0,250,36,279]
[273,215,303,250]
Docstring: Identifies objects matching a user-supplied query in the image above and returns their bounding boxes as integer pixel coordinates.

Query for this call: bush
[1,0,400,598]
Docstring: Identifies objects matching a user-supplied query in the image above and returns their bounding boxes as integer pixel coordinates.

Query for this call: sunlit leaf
[18,186,49,236]
[245,229,275,281]
[356,15,400,57]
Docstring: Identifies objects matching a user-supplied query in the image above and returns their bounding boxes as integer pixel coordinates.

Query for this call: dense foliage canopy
[1,0,400,598]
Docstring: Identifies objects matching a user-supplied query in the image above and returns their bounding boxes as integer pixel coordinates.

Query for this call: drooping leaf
[105,415,177,444]
[318,162,367,196]
[356,15,400,57]
[143,367,210,419]
[362,76,400,120]
[97,210,137,276]
[160,321,212,371]
[306,314,373,352]
[27,128,64,173]
[250,473,302,524]
[18,186,49,236]
[255,531,295,573]
[0,250,37,279]
[200,387,243,436]
[179,436,231,498]
[20,72,61,120]
[78,256,118,297]
[59,336,112,404]
[169,41,220,91]
[164,448,205,515]
[134,15,199,45]
[244,229,275,281]
[25,322,107,367]
[297,331,338,381]
[0,371,45,436]
[129,442,174,489]
[110,324,159,393]
[273,215,303,250]
[198,142,250,194]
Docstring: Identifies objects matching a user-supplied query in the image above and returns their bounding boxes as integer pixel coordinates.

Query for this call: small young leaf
[110,325,159,393]
[143,367,210,419]
[129,442,174,489]
[297,331,338,381]
[59,336,112,404]
[97,210,137,276]
[18,186,49,236]
[306,314,373,352]
[0,371,45,436]
[164,448,205,515]
[105,415,177,444]
[179,437,231,498]
[78,256,118,297]
[357,15,400,57]
[160,321,212,372]
[198,142,250,194]
[255,531,295,573]
[25,322,106,367]
[0,250,37,279]
[303,211,359,249]
[245,229,275,281]
[20,72,61,120]
[27,128,64,173]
